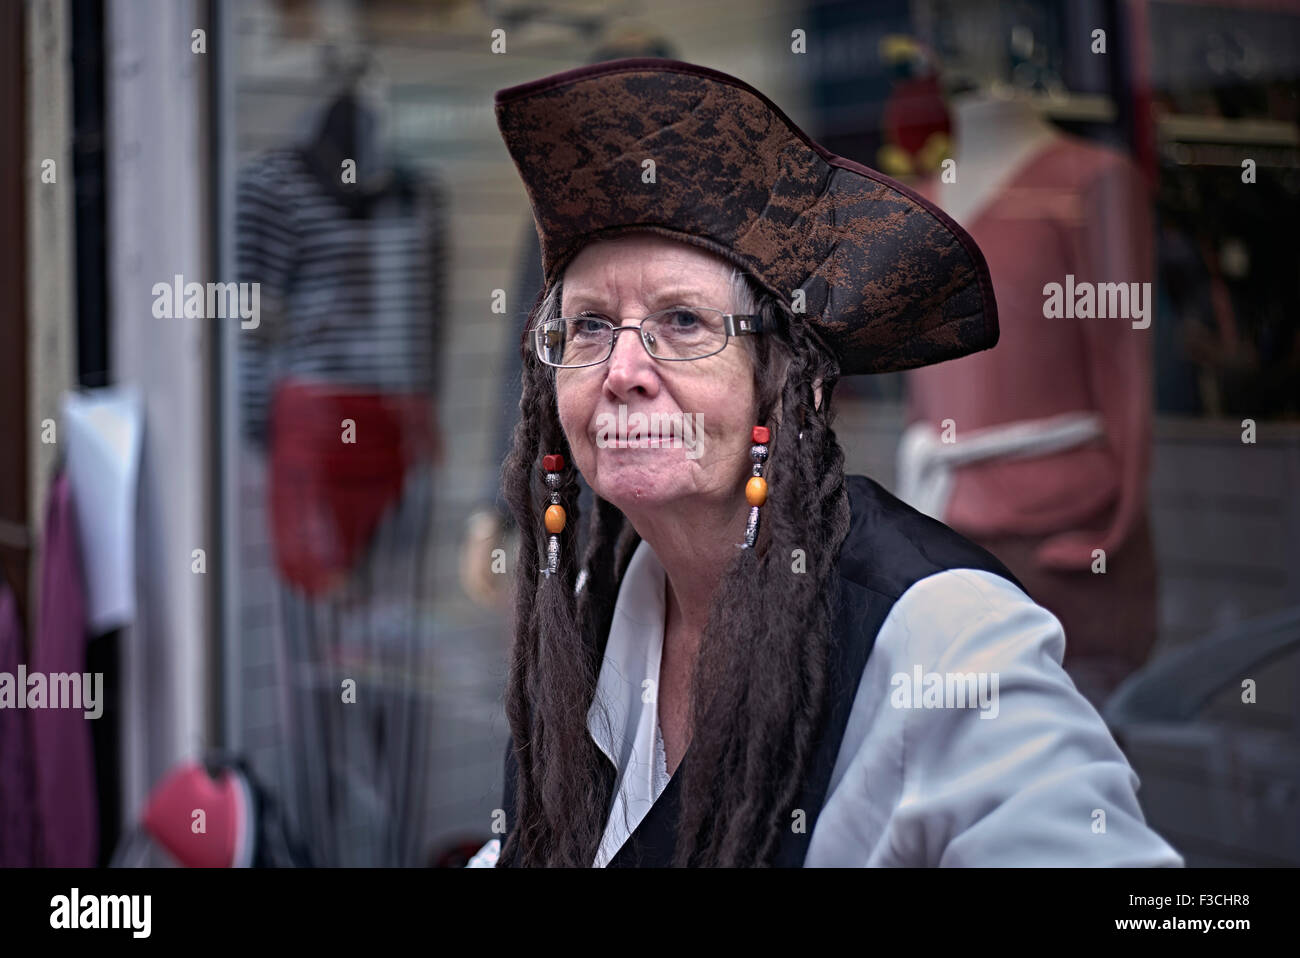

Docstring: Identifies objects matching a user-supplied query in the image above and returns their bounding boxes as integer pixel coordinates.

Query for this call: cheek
[697,365,757,462]
[555,380,592,453]
[719,360,757,427]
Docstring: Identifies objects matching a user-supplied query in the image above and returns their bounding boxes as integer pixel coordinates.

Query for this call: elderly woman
[469,58,1182,868]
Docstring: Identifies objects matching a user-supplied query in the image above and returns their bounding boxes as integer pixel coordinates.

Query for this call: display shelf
[1157,113,1300,145]
[1032,92,1117,123]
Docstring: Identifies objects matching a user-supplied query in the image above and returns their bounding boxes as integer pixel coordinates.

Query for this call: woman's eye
[575,317,606,334]
[664,309,700,329]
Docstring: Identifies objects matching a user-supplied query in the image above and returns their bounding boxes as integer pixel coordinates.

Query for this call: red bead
[751,426,770,444]
[542,454,565,472]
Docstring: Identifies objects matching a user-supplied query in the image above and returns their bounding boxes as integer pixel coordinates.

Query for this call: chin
[589,453,692,509]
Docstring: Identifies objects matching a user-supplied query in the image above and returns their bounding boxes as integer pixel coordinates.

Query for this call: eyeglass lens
[538,308,728,366]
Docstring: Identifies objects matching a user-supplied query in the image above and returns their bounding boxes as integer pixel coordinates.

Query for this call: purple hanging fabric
[0,582,37,866]
[29,472,98,866]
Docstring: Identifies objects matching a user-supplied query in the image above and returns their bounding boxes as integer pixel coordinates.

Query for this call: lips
[607,437,675,448]
[590,407,700,451]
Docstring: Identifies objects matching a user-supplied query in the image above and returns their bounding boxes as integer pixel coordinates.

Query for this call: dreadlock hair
[497,257,852,867]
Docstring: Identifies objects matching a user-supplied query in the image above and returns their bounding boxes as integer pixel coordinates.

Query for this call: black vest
[496,474,1024,866]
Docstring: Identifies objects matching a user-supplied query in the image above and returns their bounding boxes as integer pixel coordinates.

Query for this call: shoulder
[837,475,1060,694]
[237,148,304,188]
[235,149,320,216]
[837,474,1024,600]
[878,567,1066,679]
[1040,135,1143,196]
[822,477,1039,725]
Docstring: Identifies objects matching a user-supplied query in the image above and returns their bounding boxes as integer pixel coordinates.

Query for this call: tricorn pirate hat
[495,58,998,375]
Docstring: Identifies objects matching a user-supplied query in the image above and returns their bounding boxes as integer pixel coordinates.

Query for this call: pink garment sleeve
[1034,156,1154,571]
[30,473,98,865]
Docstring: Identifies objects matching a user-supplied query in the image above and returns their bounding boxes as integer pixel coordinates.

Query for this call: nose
[603,322,659,400]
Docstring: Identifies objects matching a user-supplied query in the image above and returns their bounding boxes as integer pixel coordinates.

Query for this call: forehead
[562,235,733,311]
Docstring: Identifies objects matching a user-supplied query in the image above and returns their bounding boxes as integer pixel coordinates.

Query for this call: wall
[25,0,77,604]
[106,0,213,838]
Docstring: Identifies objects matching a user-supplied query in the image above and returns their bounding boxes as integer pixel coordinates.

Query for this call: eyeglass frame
[532,307,765,369]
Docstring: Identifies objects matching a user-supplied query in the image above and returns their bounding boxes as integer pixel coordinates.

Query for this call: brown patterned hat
[495,58,998,375]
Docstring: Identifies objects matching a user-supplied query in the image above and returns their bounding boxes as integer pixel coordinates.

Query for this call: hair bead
[542,454,565,576]
[741,425,770,549]
[545,503,567,534]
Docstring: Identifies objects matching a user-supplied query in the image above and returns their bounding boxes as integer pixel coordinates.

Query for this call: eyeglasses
[533,307,763,368]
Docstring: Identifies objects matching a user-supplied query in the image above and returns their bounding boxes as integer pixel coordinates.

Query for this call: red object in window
[268,379,441,596]
[142,761,251,868]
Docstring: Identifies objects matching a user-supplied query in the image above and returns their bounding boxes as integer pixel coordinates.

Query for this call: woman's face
[555,233,757,516]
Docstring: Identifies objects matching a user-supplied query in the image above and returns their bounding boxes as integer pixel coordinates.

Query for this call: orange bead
[544,504,566,534]
[745,476,767,507]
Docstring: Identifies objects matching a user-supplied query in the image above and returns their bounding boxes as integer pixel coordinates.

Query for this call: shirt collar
[587,538,666,771]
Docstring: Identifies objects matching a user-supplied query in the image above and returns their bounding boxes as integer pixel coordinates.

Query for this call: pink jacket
[906,136,1155,571]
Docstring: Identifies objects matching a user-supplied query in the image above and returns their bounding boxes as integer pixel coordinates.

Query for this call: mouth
[588,409,701,452]
[606,437,678,449]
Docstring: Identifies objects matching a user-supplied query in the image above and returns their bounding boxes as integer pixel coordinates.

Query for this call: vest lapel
[604,752,686,867]
[771,575,879,865]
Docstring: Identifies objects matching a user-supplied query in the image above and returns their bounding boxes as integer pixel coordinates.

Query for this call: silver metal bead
[545,534,559,576]
[741,504,760,549]
[544,472,561,490]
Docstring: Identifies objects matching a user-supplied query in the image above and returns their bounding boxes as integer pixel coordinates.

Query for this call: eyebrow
[564,288,719,313]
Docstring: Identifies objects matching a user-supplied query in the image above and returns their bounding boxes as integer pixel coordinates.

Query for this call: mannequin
[932,86,1061,228]
[234,46,449,864]
[301,55,397,208]
[903,79,1158,711]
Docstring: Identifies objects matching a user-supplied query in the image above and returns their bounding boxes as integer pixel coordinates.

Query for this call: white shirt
[469,539,1184,868]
